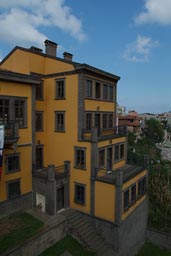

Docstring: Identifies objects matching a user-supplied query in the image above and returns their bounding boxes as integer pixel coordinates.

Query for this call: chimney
[44,39,57,57]
[63,52,73,62]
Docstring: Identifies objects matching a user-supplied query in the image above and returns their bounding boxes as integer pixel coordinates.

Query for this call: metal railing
[4,122,19,143]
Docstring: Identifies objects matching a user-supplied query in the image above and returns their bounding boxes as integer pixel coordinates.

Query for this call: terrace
[82,125,127,142]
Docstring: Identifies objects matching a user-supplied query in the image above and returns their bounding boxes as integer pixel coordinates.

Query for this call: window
[114,145,119,161]
[138,177,147,197]
[86,80,93,98]
[7,180,21,200]
[109,86,113,101]
[120,144,125,159]
[95,82,101,99]
[123,189,129,211]
[36,112,43,131]
[56,79,65,99]
[15,100,26,127]
[114,144,125,162]
[103,84,108,100]
[74,183,86,205]
[36,82,43,100]
[109,114,113,128]
[0,99,9,124]
[131,184,136,204]
[99,149,105,168]
[36,146,43,170]
[75,147,86,169]
[6,154,20,173]
[86,113,92,131]
[55,112,65,132]
[102,114,108,129]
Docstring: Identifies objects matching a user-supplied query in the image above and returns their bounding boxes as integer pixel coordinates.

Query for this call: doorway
[57,186,64,212]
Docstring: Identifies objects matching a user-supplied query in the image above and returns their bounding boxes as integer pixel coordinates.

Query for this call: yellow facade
[0,76,35,204]
[95,181,115,222]
[0,40,147,222]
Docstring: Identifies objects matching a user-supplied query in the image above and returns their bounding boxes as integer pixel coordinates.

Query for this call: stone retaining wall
[1,215,67,256]
[146,228,171,251]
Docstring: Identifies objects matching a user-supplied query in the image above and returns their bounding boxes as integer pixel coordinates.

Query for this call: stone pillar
[115,169,123,225]
[64,160,71,174]
[48,164,55,181]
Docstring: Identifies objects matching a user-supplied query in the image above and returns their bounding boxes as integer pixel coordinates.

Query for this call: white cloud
[135,0,171,25]
[0,0,86,48]
[123,35,159,62]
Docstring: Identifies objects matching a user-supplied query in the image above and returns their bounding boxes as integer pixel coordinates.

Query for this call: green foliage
[136,242,171,256]
[142,119,164,146]
[127,131,136,147]
[0,212,44,253]
[39,235,96,256]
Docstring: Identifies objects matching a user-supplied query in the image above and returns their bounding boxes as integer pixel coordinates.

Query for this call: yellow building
[0,40,148,253]
[0,68,40,217]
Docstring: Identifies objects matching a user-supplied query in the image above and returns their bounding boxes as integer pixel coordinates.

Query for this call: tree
[142,119,164,146]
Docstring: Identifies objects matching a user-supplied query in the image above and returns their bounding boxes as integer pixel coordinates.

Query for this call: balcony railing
[4,122,19,145]
[33,161,70,180]
[82,125,127,142]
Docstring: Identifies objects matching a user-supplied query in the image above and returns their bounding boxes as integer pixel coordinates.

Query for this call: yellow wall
[1,48,74,75]
[0,80,33,201]
[95,181,115,222]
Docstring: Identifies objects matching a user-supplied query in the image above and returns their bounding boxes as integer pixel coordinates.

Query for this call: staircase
[62,209,117,256]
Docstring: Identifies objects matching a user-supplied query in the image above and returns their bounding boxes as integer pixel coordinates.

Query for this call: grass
[0,212,44,253]
[136,242,171,256]
[39,235,96,256]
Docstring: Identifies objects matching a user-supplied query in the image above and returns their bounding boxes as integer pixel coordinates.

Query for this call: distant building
[118,111,141,135]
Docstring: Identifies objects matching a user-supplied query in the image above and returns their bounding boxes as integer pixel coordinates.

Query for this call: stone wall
[146,229,171,251]
[1,214,66,256]
[0,192,32,218]
[82,198,148,256]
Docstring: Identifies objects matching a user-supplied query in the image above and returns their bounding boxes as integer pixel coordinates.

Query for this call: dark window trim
[55,111,66,132]
[74,146,86,170]
[55,78,66,100]
[6,179,21,200]
[5,153,20,174]
[74,182,86,205]
[114,143,125,163]
[130,183,136,204]
[123,188,130,211]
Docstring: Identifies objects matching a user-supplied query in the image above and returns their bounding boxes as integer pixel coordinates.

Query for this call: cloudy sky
[0,0,171,113]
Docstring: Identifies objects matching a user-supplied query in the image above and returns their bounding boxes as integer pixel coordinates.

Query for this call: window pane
[99,149,105,168]
[36,82,43,100]
[86,80,93,98]
[120,144,124,159]
[95,82,101,98]
[36,112,43,131]
[109,114,113,128]
[55,112,65,131]
[56,79,65,98]
[15,100,25,127]
[86,113,92,131]
[75,184,85,204]
[6,155,20,173]
[124,190,129,210]
[115,145,119,161]
[102,114,107,129]
[109,86,113,101]
[103,84,108,100]
[0,99,9,124]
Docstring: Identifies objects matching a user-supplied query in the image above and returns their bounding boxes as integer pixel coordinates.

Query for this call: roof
[0,46,120,81]
[0,69,41,85]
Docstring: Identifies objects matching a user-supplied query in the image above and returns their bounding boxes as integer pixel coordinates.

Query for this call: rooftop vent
[30,46,43,54]
[63,52,73,61]
[44,39,57,57]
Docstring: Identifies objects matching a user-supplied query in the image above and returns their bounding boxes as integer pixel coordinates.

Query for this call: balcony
[33,161,70,180]
[4,122,19,145]
[96,163,146,185]
[82,125,127,142]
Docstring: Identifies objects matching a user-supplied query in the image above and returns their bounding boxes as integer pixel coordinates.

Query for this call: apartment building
[0,40,148,254]
[0,68,40,216]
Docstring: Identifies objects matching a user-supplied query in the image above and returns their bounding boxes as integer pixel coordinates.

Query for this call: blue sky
[0,0,171,114]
